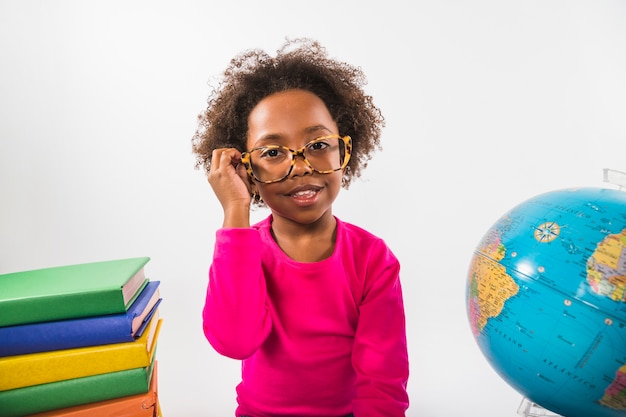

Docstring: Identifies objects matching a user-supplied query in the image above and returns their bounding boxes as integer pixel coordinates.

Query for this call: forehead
[247,89,337,144]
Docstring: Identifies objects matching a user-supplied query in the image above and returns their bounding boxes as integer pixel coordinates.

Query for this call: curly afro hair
[191,38,384,190]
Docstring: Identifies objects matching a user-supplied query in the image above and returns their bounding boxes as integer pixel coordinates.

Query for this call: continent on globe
[467,228,519,337]
[587,229,626,302]
[601,364,626,410]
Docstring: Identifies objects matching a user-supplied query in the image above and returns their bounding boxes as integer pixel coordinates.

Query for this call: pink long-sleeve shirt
[203,216,409,417]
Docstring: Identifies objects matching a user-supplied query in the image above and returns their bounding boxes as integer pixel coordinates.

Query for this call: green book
[0,360,155,417]
[0,257,150,327]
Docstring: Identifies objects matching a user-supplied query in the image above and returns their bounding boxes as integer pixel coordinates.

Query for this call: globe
[466,187,626,417]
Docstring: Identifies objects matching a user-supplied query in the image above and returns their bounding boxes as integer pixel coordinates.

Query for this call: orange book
[29,362,160,417]
[0,314,161,391]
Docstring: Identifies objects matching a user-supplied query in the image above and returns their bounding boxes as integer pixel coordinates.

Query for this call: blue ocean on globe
[466,187,626,417]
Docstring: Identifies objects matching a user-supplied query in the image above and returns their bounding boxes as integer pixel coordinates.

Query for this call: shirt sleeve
[202,227,272,360]
[351,239,410,416]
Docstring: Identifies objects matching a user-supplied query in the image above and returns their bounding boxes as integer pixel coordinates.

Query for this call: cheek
[255,183,274,199]
[325,173,344,198]
[330,170,344,187]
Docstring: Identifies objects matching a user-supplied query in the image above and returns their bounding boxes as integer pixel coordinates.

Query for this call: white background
[1,1,626,416]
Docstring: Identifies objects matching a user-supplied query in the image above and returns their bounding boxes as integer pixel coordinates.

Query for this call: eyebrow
[304,125,333,135]
[252,126,334,147]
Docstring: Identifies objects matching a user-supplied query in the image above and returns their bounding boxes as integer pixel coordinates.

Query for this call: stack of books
[0,257,163,417]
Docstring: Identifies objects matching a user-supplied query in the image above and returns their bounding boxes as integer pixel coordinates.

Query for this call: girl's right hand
[208,148,253,228]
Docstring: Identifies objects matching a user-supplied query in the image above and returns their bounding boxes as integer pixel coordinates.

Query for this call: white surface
[1,1,626,416]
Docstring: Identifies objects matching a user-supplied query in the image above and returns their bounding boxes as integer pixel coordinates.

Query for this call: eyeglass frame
[240,135,352,184]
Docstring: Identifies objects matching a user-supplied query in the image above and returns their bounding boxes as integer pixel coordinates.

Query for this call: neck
[270,211,337,262]
[271,208,335,235]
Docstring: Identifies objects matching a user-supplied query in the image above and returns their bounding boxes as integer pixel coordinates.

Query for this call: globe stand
[517,398,563,417]
[603,168,626,190]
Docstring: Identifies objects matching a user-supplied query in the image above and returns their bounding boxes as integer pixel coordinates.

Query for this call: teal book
[0,257,150,327]
[0,360,156,417]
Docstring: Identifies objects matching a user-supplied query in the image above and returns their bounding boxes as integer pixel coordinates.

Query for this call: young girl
[192,38,409,417]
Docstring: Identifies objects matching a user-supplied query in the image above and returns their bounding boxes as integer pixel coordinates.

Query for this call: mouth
[286,185,323,202]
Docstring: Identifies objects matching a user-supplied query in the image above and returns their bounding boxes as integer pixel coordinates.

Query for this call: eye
[258,147,288,160]
[307,141,330,152]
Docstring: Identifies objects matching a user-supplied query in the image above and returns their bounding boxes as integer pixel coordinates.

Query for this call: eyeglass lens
[249,137,347,182]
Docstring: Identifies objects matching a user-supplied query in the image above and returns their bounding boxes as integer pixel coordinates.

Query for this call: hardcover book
[0,281,161,357]
[0,360,157,417]
[0,257,150,327]
[28,362,160,417]
[0,314,161,391]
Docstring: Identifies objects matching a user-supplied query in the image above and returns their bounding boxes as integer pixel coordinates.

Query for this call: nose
[289,153,313,177]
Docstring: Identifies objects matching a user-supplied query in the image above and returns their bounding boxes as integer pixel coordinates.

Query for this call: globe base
[603,168,626,189]
[517,398,563,417]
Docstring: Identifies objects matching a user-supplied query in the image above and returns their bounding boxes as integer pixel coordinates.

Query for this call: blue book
[0,281,161,357]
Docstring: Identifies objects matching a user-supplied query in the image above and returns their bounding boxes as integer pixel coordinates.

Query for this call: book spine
[0,318,161,391]
[0,290,126,328]
[27,362,159,417]
[0,362,155,417]
[0,257,151,327]
[0,315,134,357]
[0,281,160,357]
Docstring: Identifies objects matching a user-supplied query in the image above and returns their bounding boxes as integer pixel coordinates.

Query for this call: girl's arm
[351,241,410,416]
[202,228,272,359]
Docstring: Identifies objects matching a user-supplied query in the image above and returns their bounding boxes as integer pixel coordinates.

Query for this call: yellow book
[0,313,161,391]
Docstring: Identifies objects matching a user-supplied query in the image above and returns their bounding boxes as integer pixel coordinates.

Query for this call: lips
[287,184,323,199]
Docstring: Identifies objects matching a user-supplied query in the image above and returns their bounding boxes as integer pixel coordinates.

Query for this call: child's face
[246,89,343,226]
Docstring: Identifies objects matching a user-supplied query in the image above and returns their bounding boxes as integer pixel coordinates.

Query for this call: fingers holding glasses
[208,148,253,212]
[210,147,241,172]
